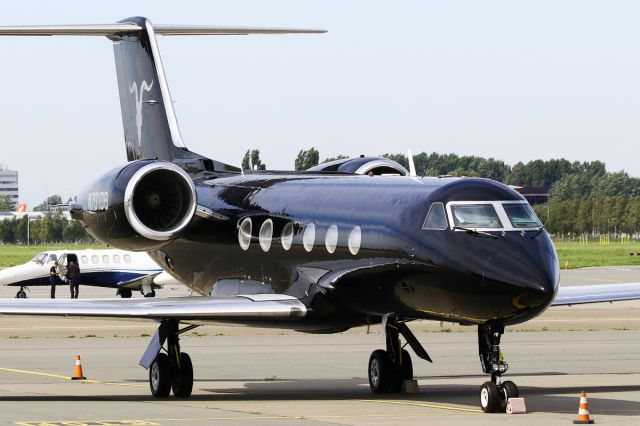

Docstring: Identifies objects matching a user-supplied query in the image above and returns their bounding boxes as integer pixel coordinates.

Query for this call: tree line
[0,212,92,244]
[2,149,637,244]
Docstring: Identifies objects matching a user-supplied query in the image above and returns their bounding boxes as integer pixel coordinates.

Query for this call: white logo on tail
[129,80,154,149]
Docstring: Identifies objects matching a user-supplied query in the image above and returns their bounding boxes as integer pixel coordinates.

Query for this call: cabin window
[81,255,88,264]
[124,254,131,263]
[303,223,315,252]
[503,203,542,228]
[102,255,110,264]
[422,202,448,230]
[450,204,502,229]
[91,255,99,264]
[48,254,57,262]
[113,254,121,263]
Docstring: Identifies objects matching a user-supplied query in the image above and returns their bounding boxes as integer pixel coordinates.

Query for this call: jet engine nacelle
[76,160,197,251]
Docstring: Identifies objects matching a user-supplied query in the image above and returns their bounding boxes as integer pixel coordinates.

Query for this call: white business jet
[0,249,179,298]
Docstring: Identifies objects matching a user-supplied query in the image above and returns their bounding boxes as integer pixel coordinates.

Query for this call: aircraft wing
[118,272,162,290]
[552,283,640,306]
[0,294,306,321]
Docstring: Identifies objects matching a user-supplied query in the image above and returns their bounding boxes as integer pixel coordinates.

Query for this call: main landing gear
[478,322,519,413]
[368,318,432,393]
[116,288,132,298]
[142,319,196,398]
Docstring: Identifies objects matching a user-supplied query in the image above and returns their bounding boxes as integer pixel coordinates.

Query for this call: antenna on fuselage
[407,149,417,177]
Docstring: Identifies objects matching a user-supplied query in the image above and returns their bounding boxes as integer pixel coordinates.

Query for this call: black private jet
[1,16,639,413]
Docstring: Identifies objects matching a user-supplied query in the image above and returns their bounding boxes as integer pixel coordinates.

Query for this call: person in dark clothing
[49,261,60,298]
[66,261,81,299]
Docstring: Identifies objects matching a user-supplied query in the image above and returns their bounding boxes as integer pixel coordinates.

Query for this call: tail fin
[0,17,325,172]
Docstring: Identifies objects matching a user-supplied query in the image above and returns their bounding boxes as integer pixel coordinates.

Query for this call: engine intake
[124,162,196,241]
[76,160,197,251]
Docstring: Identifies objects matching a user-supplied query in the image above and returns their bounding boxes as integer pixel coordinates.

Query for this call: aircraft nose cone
[484,244,559,312]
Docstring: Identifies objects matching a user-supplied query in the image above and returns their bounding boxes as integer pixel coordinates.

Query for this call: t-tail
[0,16,325,173]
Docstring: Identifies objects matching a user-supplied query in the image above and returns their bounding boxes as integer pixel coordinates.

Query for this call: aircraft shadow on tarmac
[1,379,638,416]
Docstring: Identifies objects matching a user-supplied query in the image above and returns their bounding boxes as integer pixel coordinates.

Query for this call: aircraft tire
[368,349,392,393]
[149,353,171,397]
[479,381,500,413]
[16,289,27,299]
[498,380,519,412]
[171,352,193,397]
[144,289,156,298]
[390,349,413,393]
[118,289,132,298]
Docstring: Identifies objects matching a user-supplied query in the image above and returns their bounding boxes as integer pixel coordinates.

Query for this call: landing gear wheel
[149,353,171,397]
[498,380,519,412]
[117,288,132,298]
[480,381,500,413]
[390,349,414,393]
[368,349,392,393]
[172,352,193,397]
[16,288,26,298]
[144,289,156,298]
[400,349,413,380]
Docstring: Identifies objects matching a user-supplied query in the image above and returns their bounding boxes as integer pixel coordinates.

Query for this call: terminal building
[0,168,18,211]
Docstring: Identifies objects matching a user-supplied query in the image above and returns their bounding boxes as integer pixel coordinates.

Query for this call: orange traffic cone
[573,390,594,424]
[71,355,86,380]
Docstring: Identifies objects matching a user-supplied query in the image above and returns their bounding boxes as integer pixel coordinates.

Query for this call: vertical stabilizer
[110,17,210,167]
[0,17,324,172]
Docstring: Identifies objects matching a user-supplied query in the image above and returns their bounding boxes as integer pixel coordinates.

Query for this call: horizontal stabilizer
[0,24,326,36]
[552,282,640,306]
[0,294,306,320]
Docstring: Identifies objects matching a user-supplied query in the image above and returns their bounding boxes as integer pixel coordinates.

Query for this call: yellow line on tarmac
[0,367,71,380]
[0,367,145,387]
[361,399,482,413]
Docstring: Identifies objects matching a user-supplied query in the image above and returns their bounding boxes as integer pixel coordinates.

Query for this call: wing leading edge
[552,283,640,306]
[0,294,306,321]
[0,24,326,36]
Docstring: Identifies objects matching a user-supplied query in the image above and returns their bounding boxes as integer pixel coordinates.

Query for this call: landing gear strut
[368,318,431,394]
[478,322,519,413]
[144,319,195,398]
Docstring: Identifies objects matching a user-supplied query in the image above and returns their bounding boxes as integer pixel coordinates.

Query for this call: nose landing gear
[478,322,519,412]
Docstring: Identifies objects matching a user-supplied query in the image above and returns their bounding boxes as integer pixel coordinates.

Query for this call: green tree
[0,196,13,211]
[0,218,16,243]
[294,148,319,170]
[241,149,266,170]
[33,195,63,211]
[322,155,349,163]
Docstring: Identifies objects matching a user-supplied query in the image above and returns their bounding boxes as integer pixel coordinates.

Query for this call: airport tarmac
[0,267,638,425]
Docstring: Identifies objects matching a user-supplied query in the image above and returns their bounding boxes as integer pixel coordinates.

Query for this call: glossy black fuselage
[95,169,558,332]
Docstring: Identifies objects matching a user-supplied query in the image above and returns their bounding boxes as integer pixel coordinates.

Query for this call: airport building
[0,168,18,211]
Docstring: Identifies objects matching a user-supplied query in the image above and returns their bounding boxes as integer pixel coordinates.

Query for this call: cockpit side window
[451,204,502,229]
[422,202,448,230]
[48,254,57,263]
[503,203,542,228]
[31,253,47,264]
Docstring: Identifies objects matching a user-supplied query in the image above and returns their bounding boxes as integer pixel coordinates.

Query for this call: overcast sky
[1,1,639,208]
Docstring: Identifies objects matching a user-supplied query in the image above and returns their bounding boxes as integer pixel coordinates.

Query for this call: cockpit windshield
[450,204,502,229]
[30,253,48,263]
[503,203,542,228]
[443,201,543,232]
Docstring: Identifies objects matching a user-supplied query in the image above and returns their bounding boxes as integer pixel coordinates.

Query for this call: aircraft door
[57,254,67,275]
